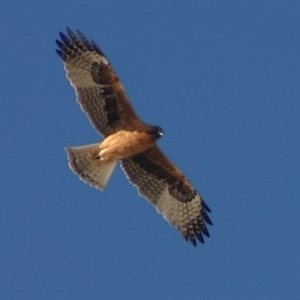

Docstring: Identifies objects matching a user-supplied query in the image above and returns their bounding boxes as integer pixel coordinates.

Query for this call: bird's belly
[98,130,153,161]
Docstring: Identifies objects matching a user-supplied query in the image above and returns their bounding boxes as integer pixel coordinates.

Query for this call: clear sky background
[1,1,299,299]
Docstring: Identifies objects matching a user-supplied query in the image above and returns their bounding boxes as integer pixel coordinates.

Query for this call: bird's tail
[66,143,117,190]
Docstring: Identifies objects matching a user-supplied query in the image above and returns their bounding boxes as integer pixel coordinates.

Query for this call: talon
[88,148,101,160]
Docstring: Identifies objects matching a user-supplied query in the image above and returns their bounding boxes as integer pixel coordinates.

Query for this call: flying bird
[56,28,212,246]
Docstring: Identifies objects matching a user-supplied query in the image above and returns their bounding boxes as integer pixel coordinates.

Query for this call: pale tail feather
[66,143,117,190]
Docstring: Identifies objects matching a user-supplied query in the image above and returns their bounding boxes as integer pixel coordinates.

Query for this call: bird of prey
[56,28,212,246]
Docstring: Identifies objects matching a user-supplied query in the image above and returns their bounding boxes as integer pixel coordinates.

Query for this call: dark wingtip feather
[77,29,94,51]
[59,31,70,44]
[196,233,204,244]
[56,49,63,58]
[189,237,197,247]
[201,226,210,237]
[56,39,66,50]
[91,39,105,56]
[182,233,188,242]
[66,27,74,36]
[202,199,211,213]
[202,209,213,226]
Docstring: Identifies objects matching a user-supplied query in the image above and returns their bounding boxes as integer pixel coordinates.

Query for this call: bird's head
[147,125,164,140]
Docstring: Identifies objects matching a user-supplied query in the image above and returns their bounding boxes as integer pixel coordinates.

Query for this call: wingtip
[66,27,78,40]
[76,28,84,37]
[202,199,212,213]
[66,27,73,34]
[201,227,210,238]
[91,39,105,56]
[59,31,68,41]
[182,233,199,247]
[76,29,94,51]
[196,232,205,244]
[190,238,197,247]
[56,27,107,61]
[202,210,213,226]
[55,49,63,58]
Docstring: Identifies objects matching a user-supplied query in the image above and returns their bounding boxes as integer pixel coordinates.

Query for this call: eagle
[56,28,212,246]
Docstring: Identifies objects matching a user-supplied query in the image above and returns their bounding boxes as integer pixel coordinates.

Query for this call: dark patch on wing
[103,94,120,125]
[100,86,114,96]
[99,86,121,124]
[131,153,196,203]
[91,62,112,85]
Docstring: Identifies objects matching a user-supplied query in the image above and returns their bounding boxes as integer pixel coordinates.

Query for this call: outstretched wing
[56,28,142,137]
[121,145,212,246]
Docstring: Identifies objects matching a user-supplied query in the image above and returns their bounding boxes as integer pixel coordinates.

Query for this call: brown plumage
[56,28,212,246]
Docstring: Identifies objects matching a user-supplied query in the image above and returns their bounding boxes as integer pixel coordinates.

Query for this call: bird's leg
[88,145,102,160]
[88,146,113,166]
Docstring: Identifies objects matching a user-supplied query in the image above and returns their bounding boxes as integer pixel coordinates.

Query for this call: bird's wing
[121,145,212,246]
[56,28,142,137]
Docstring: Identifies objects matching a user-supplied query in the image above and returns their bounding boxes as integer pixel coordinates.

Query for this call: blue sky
[1,1,299,299]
